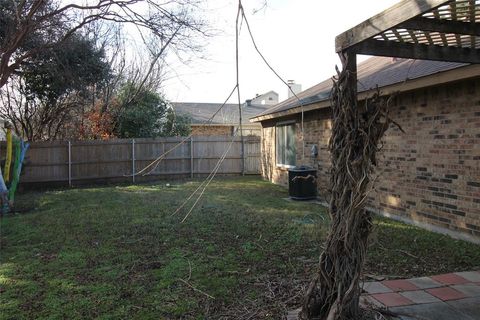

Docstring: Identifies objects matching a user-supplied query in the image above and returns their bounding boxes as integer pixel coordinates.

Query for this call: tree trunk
[300,52,393,320]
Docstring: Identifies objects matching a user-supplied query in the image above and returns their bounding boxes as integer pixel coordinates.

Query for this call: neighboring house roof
[255,90,278,97]
[251,56,479,122]
[249,90,279,106]
[172,102,271,125]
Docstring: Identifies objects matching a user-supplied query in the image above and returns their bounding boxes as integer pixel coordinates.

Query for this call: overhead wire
[170,130,239,217]
[236,1,245,175]
[151,0,316,222]
[239,2,308,159]
[170,2,247,221]
[148,2,423,224]
[132,0,313,180]
[174,129,239,223]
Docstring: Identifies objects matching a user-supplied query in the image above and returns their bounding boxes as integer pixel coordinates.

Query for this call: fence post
[190,136,194,179]
[132,139,135,183]
[241,135,245,176]
[68,141,72,187]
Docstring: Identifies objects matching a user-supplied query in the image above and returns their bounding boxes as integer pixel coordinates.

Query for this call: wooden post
[240,128,245,176]
[190,136,194,179]
[346,51,357,99]
[68,141,72,187]
[132,139,135,183]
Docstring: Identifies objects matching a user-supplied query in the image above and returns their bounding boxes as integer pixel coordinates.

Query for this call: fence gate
[244,137,261,174]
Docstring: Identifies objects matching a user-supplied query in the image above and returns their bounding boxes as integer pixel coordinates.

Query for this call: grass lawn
[1,176,479,319]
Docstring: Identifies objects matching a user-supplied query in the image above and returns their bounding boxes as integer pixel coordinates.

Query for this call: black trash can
[288,166,317,200]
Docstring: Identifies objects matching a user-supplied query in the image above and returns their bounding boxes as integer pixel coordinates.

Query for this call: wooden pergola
[295,1,479,319]
[336,0,479,75]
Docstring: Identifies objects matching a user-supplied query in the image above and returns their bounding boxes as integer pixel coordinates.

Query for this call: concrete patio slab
[446,297,480,319]
[455,271,480,283]
[431,273,470,285]
[383,279,419,292]
[426,287,467,301]
[451,284,480,297]
[407,276,443,289]
[362,281,393,294]
[399,290,441,304]
[360,295,385,308]
[390,301,476,320]
[370,292,414,307]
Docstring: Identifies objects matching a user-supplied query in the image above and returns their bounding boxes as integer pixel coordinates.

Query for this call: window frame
[275,120,296,168]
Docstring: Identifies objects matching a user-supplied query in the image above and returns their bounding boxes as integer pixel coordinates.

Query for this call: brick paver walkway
[361,271,480,319]
[288,271,480,319]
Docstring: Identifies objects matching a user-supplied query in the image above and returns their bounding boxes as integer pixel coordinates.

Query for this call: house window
[276,122,296,167]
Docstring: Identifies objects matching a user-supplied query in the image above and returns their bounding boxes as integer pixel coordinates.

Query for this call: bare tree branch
[0,0,206,88]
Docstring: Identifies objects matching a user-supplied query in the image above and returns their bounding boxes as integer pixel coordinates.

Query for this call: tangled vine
[299,54,401,320]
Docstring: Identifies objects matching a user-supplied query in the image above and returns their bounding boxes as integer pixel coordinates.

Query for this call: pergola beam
[335,0,451,53]
[398,17,480,36]
[353,39,480,64]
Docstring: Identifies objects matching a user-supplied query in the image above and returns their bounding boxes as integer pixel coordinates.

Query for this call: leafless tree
[0,0,207,89]
[0,75,82,140]
[0,0,207,140]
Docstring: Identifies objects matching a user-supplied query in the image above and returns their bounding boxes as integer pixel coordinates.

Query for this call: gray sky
[163,0,400,103]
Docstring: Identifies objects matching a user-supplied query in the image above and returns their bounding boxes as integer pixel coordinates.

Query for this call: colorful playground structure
[0,126,29,213]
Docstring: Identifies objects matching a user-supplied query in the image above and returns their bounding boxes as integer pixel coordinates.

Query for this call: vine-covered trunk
[300,53,394,320]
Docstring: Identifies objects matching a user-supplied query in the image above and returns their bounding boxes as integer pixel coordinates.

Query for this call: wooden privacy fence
[6,136,261,186]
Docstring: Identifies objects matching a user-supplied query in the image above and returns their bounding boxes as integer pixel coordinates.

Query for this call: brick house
[250,56,480,243]
[172,91,278,136]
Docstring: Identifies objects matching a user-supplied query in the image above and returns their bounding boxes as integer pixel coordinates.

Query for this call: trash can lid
[289,165,315,172]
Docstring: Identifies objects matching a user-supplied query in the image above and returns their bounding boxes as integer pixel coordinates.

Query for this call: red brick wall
[260,77,480,241]
[260,119,288,186]
[191,124,262,136]
[191,125,232,136]
[260,110,332,194]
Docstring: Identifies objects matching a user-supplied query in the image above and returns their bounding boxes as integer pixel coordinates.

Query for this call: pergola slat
[470,0,476,46]
[397,17,480,36]
[392,29,405,42]
[336,0,479,64]
[408,30,420,42]
[433,8,450,44]
[335,0,450,52]
[450,1,465,45]
[353,38,480,63]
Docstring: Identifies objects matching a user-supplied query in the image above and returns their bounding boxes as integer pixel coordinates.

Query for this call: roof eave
[251,64,480,122]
